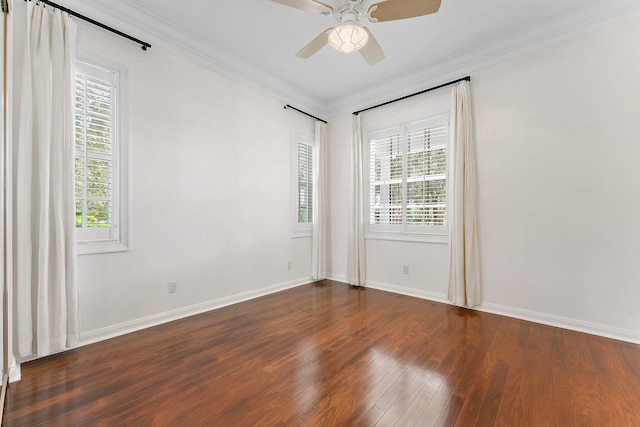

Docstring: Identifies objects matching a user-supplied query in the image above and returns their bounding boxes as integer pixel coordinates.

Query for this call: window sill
[78,241,130,255]
[365,232,448,244]
[291,231,312,239]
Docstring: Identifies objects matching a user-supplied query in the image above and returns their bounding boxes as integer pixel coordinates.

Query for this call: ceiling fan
[270,0,442,65]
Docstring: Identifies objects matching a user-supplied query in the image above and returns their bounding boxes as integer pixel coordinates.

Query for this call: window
[292,134,313,236]
[366,115,449,242]
[75,58,129,254]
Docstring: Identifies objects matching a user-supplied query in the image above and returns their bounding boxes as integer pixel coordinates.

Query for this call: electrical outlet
[168,281,177,294]
[287,261,292,270]
[402,266,409,275]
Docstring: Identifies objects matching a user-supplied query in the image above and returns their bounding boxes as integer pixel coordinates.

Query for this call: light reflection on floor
[294,338,451,425]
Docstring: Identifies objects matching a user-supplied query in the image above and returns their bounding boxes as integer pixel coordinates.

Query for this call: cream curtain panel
[448,80,481,307]
[347,114,366,286]
[311,122,327,280]
[16,3,79,357]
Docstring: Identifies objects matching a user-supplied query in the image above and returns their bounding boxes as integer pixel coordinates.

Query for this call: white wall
[328,18,640,341]
[10,0,315,341]
[74,27,315,337]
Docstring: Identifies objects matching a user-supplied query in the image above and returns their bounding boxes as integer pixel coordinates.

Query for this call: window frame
[75,53,131,255]
[291,132,314,237]
[364,114,450,244]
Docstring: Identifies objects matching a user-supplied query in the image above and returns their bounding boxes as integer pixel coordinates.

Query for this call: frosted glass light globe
[328,24,369,53]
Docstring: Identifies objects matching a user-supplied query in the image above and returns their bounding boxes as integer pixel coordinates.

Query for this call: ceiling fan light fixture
[328,24,369,54]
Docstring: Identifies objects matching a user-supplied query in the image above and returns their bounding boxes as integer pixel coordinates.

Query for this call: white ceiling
[79,0,640,113]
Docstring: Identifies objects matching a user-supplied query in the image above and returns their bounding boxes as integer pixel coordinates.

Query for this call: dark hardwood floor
[3,281,640,426]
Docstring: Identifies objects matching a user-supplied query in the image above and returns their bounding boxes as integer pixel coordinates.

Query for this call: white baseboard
[476,302,640,345]
[2,365,22,384]
[79,277,312,347]
[365,280,449,305]
[361,279,640,345]
[9,365,21,383]
[327,273,347,283]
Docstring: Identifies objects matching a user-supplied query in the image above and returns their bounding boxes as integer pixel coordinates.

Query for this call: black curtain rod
[284,105,327,124]
[353,76,471,116]
[25,0,151,51]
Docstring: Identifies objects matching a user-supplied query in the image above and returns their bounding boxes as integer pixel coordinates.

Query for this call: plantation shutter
[75,62,116,242]
[366,116,449,235]
[369,127,403,227]
[297,140,314,223]
[406,119,448,226]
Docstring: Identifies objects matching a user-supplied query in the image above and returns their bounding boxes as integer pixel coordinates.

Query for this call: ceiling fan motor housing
[334,0,368,24]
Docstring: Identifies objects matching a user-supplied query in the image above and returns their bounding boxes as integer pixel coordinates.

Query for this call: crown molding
[326,0,640,116]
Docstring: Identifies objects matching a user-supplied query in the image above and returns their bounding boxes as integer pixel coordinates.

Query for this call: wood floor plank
[550,328,579,427]
[431,310,502,426]
[414,379,452,427]
[492,319,530,426]
[373,365,429,426]
[474,361,509,426]
[454,317,511,427]
[587,337,640,426]
[3,281,640,426]
[514,324,556,426]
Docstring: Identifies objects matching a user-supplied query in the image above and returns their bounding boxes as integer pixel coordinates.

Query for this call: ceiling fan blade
[368,0,441,22]
[296,28,334,59]
[296,27,333,59]
[359,27,385,65]
[270,0,333,15]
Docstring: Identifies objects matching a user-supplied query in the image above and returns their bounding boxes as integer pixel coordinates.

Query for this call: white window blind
[405,121,448,226]
[367,115,449,239]
[291,133,314,236]
[75,69,113,235]
[74,58,129,253]
[370,130,403,226]
[297,139,314,224]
